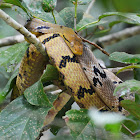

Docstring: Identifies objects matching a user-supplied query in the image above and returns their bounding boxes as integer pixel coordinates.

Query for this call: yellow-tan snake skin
[14,18,128,113]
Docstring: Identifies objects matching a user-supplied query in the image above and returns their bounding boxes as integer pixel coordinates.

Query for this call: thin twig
[0,9,46,56]
[80,36,110,56]
[95,26,140,47]
[0,34,24,47]
[122,123,140,137]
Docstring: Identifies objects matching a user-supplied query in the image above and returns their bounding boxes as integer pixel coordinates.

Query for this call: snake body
[38,33,108,109]
[15,18,126,112]
[77,46,123,111]
[16,44,48,95]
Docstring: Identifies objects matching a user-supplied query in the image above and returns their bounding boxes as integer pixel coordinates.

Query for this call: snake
[14,18,127,113]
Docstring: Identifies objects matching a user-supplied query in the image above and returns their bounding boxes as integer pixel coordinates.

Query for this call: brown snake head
[25,18,84,55]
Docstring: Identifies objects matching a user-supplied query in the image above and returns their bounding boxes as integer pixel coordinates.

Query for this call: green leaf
[76,14,95,30]
[33,10,65,25]
[89,108,125,139]
[0,70,18,104]
[0,3,12,8]
[98,12,140,25]
[3,0,30,16]
[135,94,140,104]
[105,123,121,134]
[70,0,92,5]
[77,14,107,31]
[121,119,138,135]
[109,52,140,64]
[24,80,52,107]
[41,64,59,83]
[0,42,28,72]
[33,11,55,23]
[4,0,56,18]
[54,11,66,25]
[114,80,140,97]
[66,109,96,139]
[78,12,140,32]
[120,100,140,120]
[21,0,44,15]
[59,7,84,28]
[134,67,140,81]
[0,96,50,140]
[42,0,57,12]
[66,109,127,139]
[112,0,140,13]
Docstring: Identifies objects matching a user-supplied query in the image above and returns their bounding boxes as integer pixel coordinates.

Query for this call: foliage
[0,96,50,140]
[0,42,28,72]
[110,52,140,64]
[0,70,18,103]
[0,0,140,139]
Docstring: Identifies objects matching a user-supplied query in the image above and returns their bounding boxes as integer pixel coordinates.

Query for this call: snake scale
[15,18,126,113]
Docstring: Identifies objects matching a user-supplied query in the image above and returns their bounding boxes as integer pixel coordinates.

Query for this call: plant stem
[80,36,110,56]
[77,20,99,32]
[122,123,140,137]
[0,35,24,47]
[74,0,78,31]
[52,10,57,24]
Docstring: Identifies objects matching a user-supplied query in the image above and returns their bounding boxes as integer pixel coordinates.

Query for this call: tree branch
[95,26,140,47]
[0,9,46,56]
[0,34,24,47]
[81,36,110,56]
[122,123,140,137]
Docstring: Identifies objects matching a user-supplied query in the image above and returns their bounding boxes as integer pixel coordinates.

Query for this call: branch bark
[122,123,140,137]
[95,26,140,47]
[0,9,46,56]
[0,34,24,47]
[81,36,110,56]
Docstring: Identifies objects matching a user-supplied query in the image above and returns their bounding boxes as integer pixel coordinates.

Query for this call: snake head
[70,36,83,55]
[25,18,84,55]
[63,32,83,55]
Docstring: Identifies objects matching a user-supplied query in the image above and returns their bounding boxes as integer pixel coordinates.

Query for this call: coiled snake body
[15,18,126,113]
